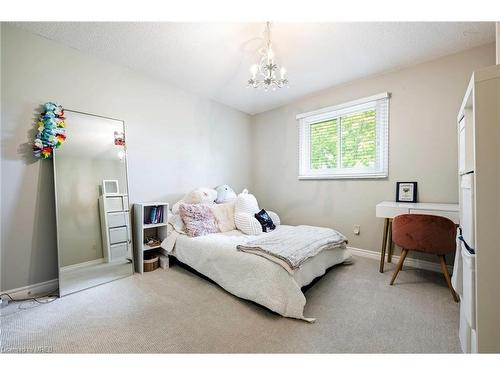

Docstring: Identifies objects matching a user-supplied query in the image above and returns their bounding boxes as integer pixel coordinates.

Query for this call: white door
[460,173,475,248]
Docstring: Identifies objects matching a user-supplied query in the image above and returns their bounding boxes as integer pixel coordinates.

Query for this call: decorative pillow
[172,187,217,214]
[254,209,276,232]
[235,212,262,235]
[267,211,281,226]
[234,189,262,235]
[211,201,236,232]
[214,184,237,204]
[179,203,219,237]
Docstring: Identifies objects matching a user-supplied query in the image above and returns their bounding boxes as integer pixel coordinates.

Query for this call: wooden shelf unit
[133,202,169,274]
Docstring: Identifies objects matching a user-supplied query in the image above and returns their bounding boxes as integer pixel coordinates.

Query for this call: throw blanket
[237,225,347,274]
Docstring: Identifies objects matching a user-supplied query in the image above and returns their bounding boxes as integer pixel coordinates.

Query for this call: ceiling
[15,22,495,115]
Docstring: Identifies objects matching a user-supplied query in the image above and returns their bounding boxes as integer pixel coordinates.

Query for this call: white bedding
[162,225,351,321]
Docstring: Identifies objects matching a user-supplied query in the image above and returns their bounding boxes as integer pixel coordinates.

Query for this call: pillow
[179,203,219,237]
[211,201,236,232]
[214,184,237,204]
[168,209,186,234]
[234,189,262,235]
[235,212,262,235]
[254,209,276,233]
[267,211,281,226]
[172,187,217,214]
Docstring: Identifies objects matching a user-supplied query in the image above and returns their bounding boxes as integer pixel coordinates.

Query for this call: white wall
[250,43,495,263]
[1,25,252,291]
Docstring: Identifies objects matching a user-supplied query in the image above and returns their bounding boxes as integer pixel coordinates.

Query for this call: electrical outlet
[353,225,360,235]
[0,296,9,308]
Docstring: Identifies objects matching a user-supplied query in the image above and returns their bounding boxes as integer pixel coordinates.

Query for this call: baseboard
[0,278,59,300]
[347,246,453,274]
[60,257,105,272]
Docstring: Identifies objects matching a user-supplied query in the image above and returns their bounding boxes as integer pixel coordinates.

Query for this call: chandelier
[247,22,288,90]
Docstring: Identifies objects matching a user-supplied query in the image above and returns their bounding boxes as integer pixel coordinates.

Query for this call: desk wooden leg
[387,219,394,263]
[379,218,389,273]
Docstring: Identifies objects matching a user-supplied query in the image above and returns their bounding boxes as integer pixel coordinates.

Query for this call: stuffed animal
[171,187,217,214]
[234,189,280,235]
[214,184,237,204]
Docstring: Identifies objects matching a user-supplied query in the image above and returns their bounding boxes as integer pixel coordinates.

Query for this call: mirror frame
[53,109,133,296]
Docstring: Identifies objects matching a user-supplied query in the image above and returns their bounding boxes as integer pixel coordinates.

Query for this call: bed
[161,225,351,322]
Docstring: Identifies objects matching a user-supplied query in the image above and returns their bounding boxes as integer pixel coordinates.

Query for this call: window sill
[298,173,388,180]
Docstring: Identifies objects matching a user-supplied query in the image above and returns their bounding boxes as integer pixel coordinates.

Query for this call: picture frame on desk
[396,181,418,203]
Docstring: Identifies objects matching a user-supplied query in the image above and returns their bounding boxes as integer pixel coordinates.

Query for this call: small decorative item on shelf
[144,236,161,248]
[396,181,418,203]
[33,102,67,159]
[102,180,119,195]
[143,253,159,272]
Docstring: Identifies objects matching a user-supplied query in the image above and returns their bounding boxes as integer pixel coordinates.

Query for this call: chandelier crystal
[247,22,288,90]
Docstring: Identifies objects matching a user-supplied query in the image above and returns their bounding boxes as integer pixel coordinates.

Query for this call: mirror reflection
[54,110,133,296]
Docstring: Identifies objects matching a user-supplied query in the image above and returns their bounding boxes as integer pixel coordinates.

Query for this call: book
[155,206,161,224]
[149,206,157,224]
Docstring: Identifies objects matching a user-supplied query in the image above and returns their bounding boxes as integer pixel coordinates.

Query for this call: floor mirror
[53,110,134,296]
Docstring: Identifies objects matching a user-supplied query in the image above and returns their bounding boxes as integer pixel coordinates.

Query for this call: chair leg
[390,249,408,285]
[387,219,394,263]
[438,255,459,302]
[379,218,389,273]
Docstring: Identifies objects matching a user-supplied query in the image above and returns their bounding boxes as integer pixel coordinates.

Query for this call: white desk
[376,201,459,273]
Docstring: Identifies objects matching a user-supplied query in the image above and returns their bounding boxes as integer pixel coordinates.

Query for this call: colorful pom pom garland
[33,102,67,159]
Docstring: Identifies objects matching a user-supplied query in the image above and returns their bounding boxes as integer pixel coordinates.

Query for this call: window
[298,92,390,179]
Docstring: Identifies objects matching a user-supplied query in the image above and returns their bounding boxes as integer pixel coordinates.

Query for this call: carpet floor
[0,256,460,353]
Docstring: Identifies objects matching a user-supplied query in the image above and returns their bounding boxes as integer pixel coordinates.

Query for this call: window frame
[297,92,390,180]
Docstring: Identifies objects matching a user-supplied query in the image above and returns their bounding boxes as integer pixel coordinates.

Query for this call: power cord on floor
[0,288,59,305]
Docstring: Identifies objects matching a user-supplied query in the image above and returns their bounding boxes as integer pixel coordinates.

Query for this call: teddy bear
[214,184,237,204]
[171,187,218,214]
[234,189,280,235]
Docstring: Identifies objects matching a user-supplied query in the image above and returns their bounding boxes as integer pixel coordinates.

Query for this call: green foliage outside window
[310,109,376,170]
[310,119,338,169]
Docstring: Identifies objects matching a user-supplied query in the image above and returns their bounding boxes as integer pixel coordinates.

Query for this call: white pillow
[267,211,281,226]
[211,201,236,232]
[235,212,262,235]
[234,189,263,235]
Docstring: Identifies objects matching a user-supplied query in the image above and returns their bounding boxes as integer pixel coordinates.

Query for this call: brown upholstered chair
[390,214,459,302]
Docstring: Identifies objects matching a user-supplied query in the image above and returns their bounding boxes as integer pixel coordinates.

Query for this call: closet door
[458,108,474,175]
[460,173,475,247]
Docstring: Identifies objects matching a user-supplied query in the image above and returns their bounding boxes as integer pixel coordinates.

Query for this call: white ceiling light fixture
[247,22,288,91]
